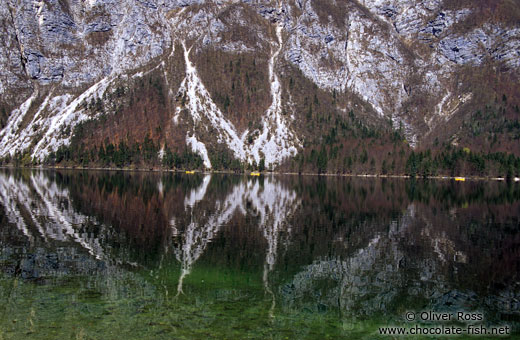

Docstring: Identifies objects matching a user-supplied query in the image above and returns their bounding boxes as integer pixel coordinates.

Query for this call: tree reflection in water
[0,169,518,338]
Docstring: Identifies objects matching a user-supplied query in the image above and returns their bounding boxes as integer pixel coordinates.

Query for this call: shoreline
[0,165,517,182]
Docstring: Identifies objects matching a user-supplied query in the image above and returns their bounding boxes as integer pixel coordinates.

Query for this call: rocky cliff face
[0,0,519,168]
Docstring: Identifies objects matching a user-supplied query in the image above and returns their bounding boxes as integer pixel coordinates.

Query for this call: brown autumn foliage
[276,62,412,174]
[86,30,112,46]
[192,3,273,133]
[311,0,349,27]
[78,72,176,150]
[71,43,190,155]
[193,49,271,133]
[420,62,520,156]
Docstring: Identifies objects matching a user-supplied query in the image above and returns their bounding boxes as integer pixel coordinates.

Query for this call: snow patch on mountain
[249,23,300,166]
[0,92,38,155]
[179,33,299,167]
[0,76,112,160]
[186,134,212,169]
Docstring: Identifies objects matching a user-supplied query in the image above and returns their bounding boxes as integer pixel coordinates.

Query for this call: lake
[0,169,519,339]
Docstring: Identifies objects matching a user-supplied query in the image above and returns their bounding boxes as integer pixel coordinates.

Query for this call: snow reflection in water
[0,170,518,332]
[0,172,106,261]
[173,175,300,304]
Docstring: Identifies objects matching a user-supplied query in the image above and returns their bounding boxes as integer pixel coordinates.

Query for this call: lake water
[0,169,518,339]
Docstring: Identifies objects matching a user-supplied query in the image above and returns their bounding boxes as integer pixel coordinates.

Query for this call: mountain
[0,0,519,174]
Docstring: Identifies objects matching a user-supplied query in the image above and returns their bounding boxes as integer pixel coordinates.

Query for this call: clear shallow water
[0,169,519,339]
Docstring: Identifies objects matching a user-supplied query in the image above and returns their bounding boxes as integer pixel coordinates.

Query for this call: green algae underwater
[0,169,519,339]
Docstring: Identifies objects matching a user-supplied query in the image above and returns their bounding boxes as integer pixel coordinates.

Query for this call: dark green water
[0,169,519,339]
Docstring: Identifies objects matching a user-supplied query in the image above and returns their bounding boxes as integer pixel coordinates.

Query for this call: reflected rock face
[0,172,106,260]
[281,201,520,319]
[172,175,300,294]
[0,170,519,325]
[0,171,154,295]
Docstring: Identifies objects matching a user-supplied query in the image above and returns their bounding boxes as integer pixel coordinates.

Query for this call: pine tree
[317,147,328,174]
[259,158,265,172]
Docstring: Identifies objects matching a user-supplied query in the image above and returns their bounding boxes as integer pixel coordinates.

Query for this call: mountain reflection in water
[0,169,519,339]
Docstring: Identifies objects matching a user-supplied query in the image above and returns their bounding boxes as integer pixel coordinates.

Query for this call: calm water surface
[0,169,519,339]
